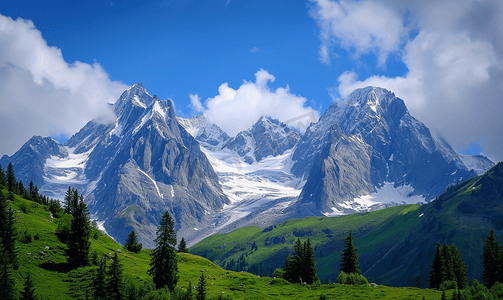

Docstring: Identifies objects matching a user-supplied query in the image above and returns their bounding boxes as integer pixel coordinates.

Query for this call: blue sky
[1,0,502,162]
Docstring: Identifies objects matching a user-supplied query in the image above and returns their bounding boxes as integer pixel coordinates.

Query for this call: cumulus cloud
[309,0,408,65]
[195,69,319,137]
[0,15,128,156]
[310,0,503,162]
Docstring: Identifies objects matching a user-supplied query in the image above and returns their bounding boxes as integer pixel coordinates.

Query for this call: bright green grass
[4,189,447,299]
[190,204,422,280]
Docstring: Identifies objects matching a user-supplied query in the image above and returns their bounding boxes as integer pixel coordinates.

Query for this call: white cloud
[310,0,503,162]
[189,93,204,113]
[0,15,128,156]
[309,0,407,65]
[249,47,260,53]
[196,69,319,137]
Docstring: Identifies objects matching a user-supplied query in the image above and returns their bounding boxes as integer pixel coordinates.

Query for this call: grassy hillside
[3,188,448,299]
[192,162,503,287]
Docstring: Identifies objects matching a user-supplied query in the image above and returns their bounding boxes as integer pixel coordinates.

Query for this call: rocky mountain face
[1,83,229,248]
[0,136,68,188]
[292,87,481,214]
[219,116,301,164]
[1,84,494,247]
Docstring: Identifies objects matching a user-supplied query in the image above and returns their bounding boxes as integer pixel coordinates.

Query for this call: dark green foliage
[0,238,16,300]
[179,237,189,253]
[439,280,457,291]
[185,280,193,300]
[340,230,360,275]
[108,251,125,300]
[125,230,142,253]
[490,281,503,299]
[283,238,319,284]
[460,279,495,299]
[336,271,368,285]
[21,272,38,300]
[0,164,7,187]
[6,162,18,194]
[272,268,285,279]
[93,256,108,300]
[19,229,32,244]
[18,180,28,198]
[66,191,91,268]
[429,243,468,289]
[55,214,73,242]
[148,210,178,291]
[48,199,64,218]
[482,229,503,288]
[196,272,206,300]
[0,196,17,269]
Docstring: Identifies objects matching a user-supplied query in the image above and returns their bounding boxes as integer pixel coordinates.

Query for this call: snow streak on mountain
[1,84,494,246]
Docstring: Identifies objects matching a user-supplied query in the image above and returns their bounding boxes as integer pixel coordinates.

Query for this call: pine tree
[148,210,178,291]
[0,238,16,300]
[340,231,360,275]
[6,162,17,194]
[185,280,193,300]
[482,229,503,287]
[450,244,469,289]
[93,256,108,300]
[179,237,189,253]
[440,244,455,284]
[125,230,142,253]
[0,192,17,270]
[67,192,91,268]
[196,272,206,300]
[303,239,319,284]
[283,238,319,284]
[0,165,6,187]
[107,252,124,300]
[21,272,37,300]
[18,180,28,198]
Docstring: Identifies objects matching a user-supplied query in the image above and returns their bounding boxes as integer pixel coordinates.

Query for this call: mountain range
[0,84,494,247]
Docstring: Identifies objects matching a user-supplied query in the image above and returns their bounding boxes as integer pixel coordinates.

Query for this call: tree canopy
[148,210,178,291]
[340,230,360,275]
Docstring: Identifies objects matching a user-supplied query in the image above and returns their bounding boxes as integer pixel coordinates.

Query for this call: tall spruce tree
[21,272,38,300]
[340,231,360,275]
[148,210,178,291]
[107,252,124,300]
[0,191,17,269]
[93,256,108,300]
[429,242,468,289]
[67,192,91,268]
[6,162,17,194]
[0,238,16,300]
[450,244,469,289]
[429,242,443,289]
[482,229,503,287]
[178,237,189,253]
[0,165,6,187]
[196,272,206,300]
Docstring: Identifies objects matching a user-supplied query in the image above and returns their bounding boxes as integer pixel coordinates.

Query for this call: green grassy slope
[3,188,448,299]
[192,162,503,287]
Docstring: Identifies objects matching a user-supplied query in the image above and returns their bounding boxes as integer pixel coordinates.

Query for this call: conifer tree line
[274,238,319,285]
[428,242,468,289]
[0,162,61,207]
[482,229,503,288]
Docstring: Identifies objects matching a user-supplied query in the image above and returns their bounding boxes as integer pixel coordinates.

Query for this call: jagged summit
[221,115,301,164]
[292,86,478,214]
